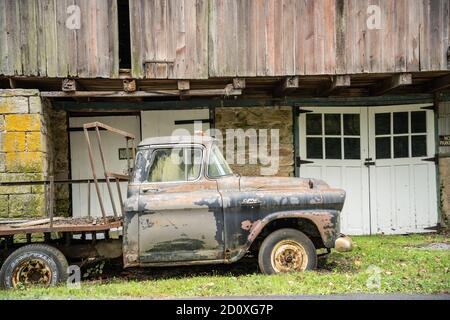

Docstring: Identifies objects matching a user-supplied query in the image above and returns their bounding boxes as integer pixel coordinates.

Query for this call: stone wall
[214,106,294,177]
[0,90,48,218]
[0,90,70,219]
[438,101,450,227]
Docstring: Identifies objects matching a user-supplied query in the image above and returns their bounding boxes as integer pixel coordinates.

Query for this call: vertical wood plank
[303,0,314,74]
[236,0,248,76]
[323,0,336,74]
[108,0,119,77]
[247,0,257,76]
[20,0,38,76]
[294,0,306,75]
[334,0,346,74]
[197,0,208,78]
[420,0,431,70]
[265,0,275,75]
[394,0,407,72]
[76,0,89,76]
[382,0,395,72]
[273,0,283,75]
[130,0,144,77]
[174,0,186,78]
[255,0,267,76]
[429,0,443,70]
[406,0,420,71]
[5,0,22,75]
[56,0,69,77]
[0,0,10,75]
[282,0,295,75]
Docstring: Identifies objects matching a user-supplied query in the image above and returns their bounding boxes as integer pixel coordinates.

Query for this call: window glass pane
[306,114,322,135]
[306,138,323,159]
[208,145,233,177]
[147,148,202,182]
[344,138,360,159]
[325,114,341,135]
[393,112,408,134]
[343,114,360,135]
[325,138,341,159]
[394,136,409,158]
[376,137,391,159]
[411,111,426,133]
[412,135,427,157]
[375,113,390,135]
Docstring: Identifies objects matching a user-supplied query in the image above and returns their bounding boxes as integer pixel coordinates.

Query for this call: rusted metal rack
[0,122,136,234]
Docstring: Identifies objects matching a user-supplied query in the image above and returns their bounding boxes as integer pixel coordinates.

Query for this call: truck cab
[123,134,352,274]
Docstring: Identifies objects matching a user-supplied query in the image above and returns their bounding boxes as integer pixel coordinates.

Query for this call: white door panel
[368,104,438,234]
[69,116,141,218]
[298,107,370,235]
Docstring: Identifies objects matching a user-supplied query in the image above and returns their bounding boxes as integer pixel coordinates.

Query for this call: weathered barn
[0,0,449,235]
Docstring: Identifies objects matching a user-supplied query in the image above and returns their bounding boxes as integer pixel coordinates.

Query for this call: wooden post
[321,75,351,96]
[123,79,137,92]
[62,79,77,92]
[275,76,299,96]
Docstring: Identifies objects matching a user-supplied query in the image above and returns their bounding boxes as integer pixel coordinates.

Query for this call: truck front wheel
[258,228,317,274]
[0,244,68,289]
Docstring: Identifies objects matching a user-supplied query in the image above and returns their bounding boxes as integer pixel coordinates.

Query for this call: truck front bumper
[335,234,354,252]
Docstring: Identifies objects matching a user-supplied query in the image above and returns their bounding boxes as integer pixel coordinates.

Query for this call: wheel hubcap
[12,259,53,288]
[271,240,308,273]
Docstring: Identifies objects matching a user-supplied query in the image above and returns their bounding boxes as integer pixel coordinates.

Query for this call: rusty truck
[0,122,353,289]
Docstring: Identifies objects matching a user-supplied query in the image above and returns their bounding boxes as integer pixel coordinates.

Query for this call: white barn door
[298,107,371,235]
[368,105,438,234]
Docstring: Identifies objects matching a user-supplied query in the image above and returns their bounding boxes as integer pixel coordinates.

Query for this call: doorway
[297,104,438,235]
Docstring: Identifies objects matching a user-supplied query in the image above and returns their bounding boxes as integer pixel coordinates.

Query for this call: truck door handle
[142,188,159,193]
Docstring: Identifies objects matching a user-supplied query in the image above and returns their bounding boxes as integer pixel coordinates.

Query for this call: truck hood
[239,176,331,192]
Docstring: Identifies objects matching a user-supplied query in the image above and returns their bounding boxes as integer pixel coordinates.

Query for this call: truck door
[138,145,224,264]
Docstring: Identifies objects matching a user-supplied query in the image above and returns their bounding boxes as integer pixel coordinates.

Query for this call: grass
[0,233,449,299]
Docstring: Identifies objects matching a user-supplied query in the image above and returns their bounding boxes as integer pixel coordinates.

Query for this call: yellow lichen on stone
[26,132,42,151]
[5,114,41,132]
[1,132,26,152]
[5,152,43,173]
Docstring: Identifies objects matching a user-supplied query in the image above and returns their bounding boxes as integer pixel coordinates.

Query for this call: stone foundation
[0,90,70,218]
[0,90,47,218]
[214,106,294,177]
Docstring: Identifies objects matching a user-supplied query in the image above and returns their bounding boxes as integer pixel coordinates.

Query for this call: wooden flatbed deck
[0,217,122,236]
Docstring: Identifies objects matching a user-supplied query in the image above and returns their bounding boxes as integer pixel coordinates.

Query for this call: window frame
[205,144,234,179]
[142,144,205,185]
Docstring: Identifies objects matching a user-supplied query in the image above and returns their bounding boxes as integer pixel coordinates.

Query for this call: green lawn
[0,234,449,299]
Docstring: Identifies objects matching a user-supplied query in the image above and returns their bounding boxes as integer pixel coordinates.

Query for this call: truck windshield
[208,145,233,177]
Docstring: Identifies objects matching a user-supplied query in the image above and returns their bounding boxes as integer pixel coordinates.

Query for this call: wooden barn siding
[129,0,209,79]
[209,0,450,77]
[0,0,118,78]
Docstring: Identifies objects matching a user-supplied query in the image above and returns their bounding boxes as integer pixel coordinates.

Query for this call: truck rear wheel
[0,244,68,289]
[258,228,317,274]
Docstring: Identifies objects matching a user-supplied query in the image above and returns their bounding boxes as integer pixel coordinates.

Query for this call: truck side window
[147,147,202,182]
[208,145,233,178]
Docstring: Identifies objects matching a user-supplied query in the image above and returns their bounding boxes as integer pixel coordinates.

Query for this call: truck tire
[0,244,68,289]
[258,228,317,274]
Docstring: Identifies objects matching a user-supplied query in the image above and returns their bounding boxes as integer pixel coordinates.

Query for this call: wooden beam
[177,80,190,91]
[52,94,438,111]
[371,73,412,96]
[321,75,351,96]
[41,88,242,98]
[233,78,246,89]
[275,76,299,96]
[62,79,77,92]
[123,79,137,92]
[428,73,450,93]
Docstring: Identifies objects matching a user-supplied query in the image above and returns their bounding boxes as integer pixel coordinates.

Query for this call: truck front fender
[227,210,340,263]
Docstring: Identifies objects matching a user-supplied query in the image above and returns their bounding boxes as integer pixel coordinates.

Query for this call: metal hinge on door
[422,154,439,165]
[364,158,376,166]
[296,156,314,167]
